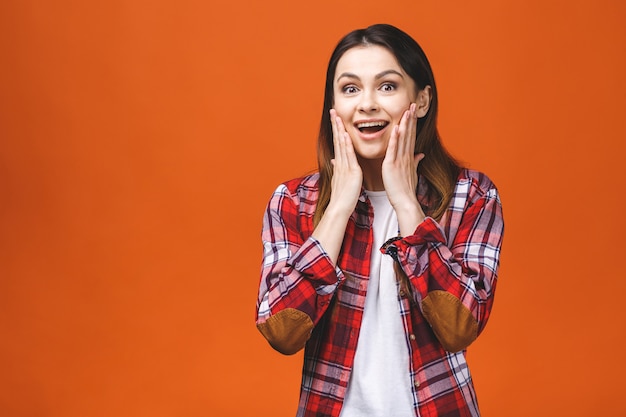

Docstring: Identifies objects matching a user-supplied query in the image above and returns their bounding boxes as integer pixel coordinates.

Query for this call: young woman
[256,24,504,417]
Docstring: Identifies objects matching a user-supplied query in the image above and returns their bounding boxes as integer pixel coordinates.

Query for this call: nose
[358,89,379,113]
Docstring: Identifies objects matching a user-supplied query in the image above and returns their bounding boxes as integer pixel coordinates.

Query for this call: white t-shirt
[339,190,415,417]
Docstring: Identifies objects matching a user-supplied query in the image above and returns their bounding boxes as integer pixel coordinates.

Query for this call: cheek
[384,98,412,119]
[332,99,353,120]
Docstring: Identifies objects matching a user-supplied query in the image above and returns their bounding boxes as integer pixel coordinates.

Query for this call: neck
[358,157,385,191]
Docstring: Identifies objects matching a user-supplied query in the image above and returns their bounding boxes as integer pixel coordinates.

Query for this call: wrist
[394,200,425,237]
[391,197,422,217]
[326,198,357,219]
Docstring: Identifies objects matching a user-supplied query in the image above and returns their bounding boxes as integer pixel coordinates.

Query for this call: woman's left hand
[382,103,426,236]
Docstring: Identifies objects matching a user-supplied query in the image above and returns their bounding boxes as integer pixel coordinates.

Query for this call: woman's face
[333,45,418,161]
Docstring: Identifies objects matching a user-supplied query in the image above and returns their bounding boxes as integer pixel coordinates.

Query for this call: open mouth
[356,121,389,134]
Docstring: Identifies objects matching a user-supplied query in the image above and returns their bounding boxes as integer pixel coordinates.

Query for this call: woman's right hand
[328,109,363,216]
[311,110,362,265]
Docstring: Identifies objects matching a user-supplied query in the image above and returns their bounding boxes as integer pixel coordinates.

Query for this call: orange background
[1,0,625,416]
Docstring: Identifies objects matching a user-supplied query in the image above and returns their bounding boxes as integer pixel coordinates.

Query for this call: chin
[355,149,386,162]
[354,142,388,161]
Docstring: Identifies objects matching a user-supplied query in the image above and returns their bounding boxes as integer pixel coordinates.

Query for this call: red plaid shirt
[256,169,504,417]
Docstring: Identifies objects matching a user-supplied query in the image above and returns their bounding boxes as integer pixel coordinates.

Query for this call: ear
[415,85,432,118]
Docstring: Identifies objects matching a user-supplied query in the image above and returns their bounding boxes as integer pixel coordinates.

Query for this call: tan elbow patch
[422,290,478,352]
[257,308,314,355]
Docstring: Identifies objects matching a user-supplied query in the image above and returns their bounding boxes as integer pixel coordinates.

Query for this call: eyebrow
[336,69,404,82]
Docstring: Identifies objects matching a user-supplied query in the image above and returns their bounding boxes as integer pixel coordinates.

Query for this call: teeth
[357,121,387,128]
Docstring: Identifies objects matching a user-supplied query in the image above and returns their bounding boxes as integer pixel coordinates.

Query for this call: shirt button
[399,290,406,297]
[409,334,416,341]
[414,380,420,388]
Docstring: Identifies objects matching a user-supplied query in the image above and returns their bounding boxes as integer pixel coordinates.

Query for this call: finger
[333,111,350,166]
[330,109,341,162]
[401,103,416,156]
[414,152,425,167]
[335,115,349,164]
[385,125,399,163]
[398,108,411,159]
[408,103,418,156]
[343,131,359,169]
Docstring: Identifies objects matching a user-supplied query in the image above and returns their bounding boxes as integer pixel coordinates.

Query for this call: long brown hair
[313,24,460,226]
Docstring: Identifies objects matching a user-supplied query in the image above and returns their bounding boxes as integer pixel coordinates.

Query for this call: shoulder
[456,168,501,204]
[279,172,319,194]
[273,172,320,198]
[268,173,320,216]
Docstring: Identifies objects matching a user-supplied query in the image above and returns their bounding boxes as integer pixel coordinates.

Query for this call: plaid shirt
[256,169,504,417]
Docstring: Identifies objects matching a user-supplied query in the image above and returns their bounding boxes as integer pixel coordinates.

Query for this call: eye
[380,82,396,92]
[342,85,359,94]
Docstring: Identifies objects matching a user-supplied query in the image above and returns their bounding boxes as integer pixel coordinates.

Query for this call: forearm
[257,183,345,354]
[394,199,425,237]
[411,239,497,351]
[258,236,342,355]
[387,192,503,352]
[310,203,352,265]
